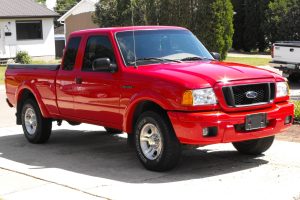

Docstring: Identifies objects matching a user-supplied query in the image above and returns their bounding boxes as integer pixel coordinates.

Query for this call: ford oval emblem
[245,91,258,99]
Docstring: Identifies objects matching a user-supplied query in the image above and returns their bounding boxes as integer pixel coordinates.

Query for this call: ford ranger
[5,26,294,171]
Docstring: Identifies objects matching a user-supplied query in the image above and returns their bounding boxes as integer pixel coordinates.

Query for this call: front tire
[232,136,275,155]
[134,111,181,171]
[21,99,52,144]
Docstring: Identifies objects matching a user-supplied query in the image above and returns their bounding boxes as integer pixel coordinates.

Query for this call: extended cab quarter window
[82,35,116,71]
[62,37,81,71]
[16,20,43,40]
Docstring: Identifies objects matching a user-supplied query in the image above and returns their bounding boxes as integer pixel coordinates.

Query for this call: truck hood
[140,61,276,88]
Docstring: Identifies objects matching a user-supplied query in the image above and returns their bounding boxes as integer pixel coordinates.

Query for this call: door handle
[290,48,294,52]
[75,77,82,84]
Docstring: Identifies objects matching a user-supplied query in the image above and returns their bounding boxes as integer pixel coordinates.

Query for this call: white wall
[0,18,56,59]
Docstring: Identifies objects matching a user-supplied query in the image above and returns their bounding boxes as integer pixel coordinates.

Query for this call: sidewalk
[0,168,105,200]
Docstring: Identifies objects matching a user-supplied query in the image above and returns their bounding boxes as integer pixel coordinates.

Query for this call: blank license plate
[245,113,267,131]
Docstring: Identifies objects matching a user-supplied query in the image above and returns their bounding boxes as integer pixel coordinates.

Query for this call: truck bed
[5,64,60,115]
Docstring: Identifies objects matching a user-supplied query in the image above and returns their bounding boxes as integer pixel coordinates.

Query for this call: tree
[191,0,233,59]
[231,0,245,51]
[36,0,46,4]
[55,0,81,16]
[265,0,300,43]
[93,0,148,27]
[94,0,234,60]
[231,0,270,52]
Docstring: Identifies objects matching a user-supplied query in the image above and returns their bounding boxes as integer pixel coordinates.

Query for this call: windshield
[115,29,214,66]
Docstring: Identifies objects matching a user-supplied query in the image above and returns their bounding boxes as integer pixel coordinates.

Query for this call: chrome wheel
[24,107,37,135]
[140,123,163,160]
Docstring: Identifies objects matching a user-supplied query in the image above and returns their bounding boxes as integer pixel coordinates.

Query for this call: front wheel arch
[127,100,169,134]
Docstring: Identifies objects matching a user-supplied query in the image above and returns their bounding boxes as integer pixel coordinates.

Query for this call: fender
[123,90,175,133]
[16,80,51,119]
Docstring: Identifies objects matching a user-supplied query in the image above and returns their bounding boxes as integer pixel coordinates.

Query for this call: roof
[0,0,59,19]
[58,0,97,22]
[70,26,187,36]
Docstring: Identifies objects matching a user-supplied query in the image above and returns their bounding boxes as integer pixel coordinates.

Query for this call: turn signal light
[182,90,193,105]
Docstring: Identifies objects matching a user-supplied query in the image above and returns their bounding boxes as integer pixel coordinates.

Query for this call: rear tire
[288,73,300,83]
[21,99,52,144]
[134,111,181,171]
[232,136,275,155]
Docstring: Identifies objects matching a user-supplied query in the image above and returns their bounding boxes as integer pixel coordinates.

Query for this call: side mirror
[92,58,117,72]
[210,52,221,61]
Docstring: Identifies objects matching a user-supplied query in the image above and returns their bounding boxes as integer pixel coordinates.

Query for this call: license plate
[245,113,267,131]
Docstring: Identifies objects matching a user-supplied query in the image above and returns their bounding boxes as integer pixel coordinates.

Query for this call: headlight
[182,88,217,106]
[276,82,289,98]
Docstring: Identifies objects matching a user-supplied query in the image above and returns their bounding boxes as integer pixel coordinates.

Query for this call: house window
[16,20,43,40]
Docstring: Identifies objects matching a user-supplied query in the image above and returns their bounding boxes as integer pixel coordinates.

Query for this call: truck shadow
[0,129,268,184]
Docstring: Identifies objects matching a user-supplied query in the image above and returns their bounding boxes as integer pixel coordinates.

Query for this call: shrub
[293,100,300,122]
[15,51,32,64]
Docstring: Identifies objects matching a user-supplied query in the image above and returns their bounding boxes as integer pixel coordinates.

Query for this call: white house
[58,0,98,39]
[0,0,59,60]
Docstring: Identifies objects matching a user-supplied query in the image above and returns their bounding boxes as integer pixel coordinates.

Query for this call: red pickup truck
[5,26,294,171]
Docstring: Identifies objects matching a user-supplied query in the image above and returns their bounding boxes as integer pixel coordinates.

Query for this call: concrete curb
[228,53,271,59]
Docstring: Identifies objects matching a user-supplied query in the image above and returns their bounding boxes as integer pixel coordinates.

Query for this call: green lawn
[0,66,6,85]
[225,57,271,66]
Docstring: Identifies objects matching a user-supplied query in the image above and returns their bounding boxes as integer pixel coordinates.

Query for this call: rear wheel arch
[16,88,50,124]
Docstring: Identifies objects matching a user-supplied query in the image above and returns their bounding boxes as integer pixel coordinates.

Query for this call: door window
[82,36,116,71]
[62,37,81,71]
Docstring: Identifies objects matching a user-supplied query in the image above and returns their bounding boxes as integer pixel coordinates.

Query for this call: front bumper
[168,102,294,145]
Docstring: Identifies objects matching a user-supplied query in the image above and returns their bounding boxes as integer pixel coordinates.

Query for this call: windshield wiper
[128,57,181,65]
[180,56,213,61]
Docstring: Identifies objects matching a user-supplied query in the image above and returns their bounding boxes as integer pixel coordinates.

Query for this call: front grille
[222,83,275,107]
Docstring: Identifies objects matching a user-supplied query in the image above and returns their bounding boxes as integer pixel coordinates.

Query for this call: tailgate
[273,43,300,63]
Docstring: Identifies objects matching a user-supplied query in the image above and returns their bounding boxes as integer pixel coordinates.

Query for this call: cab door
[73,34,122,128]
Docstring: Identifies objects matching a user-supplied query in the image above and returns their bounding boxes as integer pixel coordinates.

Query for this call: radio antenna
[131,0,138,69]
